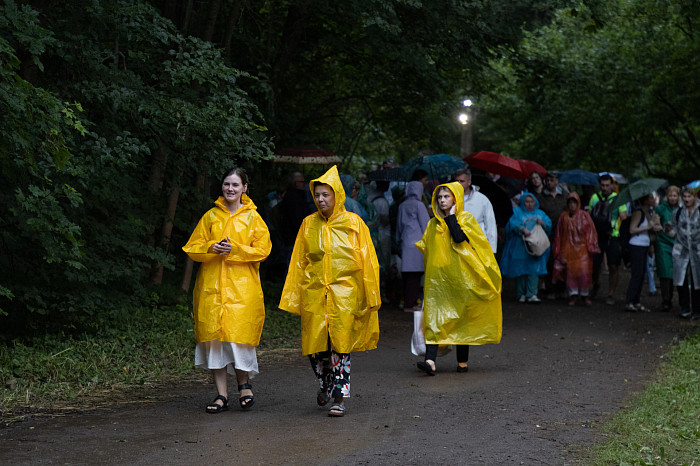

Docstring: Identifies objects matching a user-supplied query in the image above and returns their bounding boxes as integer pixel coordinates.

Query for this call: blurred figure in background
[453,168,497,253]
[655,186,680,311]
[552,193,599,306]
[397,181,430,311]
[673,187,700,320]
[500,192,552,303]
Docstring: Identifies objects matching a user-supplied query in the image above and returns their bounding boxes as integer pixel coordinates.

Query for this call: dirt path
[1,275,694,465]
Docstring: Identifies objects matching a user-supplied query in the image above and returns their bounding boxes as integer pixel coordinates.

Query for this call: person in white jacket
[453,168,498,253]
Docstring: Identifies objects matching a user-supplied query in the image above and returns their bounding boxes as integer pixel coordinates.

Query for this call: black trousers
[425,344,469,363]
[625,245,648,305]
[678,266,700,316]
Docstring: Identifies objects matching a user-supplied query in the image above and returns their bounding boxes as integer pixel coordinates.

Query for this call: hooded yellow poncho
[183,194,271,346]
[416,182,502,345]
[279,165,381,355]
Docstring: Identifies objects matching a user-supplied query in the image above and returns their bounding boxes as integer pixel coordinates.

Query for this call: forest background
[1,0,699,408]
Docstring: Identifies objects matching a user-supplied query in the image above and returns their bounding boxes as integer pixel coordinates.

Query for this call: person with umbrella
[672,186,700,320]
[588,174,629,305]
[623,193,662,312]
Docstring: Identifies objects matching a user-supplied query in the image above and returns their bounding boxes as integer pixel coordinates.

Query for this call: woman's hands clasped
[210,237,232,255]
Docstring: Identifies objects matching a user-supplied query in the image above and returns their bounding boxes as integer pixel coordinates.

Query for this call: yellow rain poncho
[279,165,381,355]
[183,194,271,346]
[416,182,502,345]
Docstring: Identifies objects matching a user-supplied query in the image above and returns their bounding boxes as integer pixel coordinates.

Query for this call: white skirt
[194,340,259,379]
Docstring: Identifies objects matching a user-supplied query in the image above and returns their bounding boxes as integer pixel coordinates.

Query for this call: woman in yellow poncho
[415,182,502,375]
[279,165,381,417]
[183,168,271,413]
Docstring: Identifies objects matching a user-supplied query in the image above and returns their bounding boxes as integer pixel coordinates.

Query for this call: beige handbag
[523,224,550,256]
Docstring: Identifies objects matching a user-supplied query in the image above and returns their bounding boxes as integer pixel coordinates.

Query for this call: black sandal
[417,360,436,376]
[206,394,228,414]
[238,383,255,410]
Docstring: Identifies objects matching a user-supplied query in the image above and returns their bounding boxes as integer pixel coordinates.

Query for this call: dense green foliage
[588,333,700,464]
[0,0,270,330]
[477,0,700,183]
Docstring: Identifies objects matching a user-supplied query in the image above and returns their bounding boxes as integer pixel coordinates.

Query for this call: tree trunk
[180,171,209,291]
[151,167,183,285]
[223,0,244,64]
[182,0,194,34]
[202,0,223,42]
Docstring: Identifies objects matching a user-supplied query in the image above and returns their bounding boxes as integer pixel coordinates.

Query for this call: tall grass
[0,281,300,414]
[587,333,700,465]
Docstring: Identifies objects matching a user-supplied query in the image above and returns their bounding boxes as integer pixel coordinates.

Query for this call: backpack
[590,194,613,237]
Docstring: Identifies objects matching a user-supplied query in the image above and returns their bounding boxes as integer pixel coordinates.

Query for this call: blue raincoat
[500,191,552,277]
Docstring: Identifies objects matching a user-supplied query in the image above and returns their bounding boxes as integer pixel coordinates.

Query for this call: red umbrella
[518,159,547,177]
[464,151,525,179]
[273,148,341,165]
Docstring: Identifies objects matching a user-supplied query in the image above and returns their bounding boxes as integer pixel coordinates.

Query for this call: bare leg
[206,367,228,411]
[235,368,253,400]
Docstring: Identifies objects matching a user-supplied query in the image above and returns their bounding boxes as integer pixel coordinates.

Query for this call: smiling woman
[182,167,272,414]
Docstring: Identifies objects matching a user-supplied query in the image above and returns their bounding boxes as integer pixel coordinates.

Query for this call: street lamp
[459,99,474,157]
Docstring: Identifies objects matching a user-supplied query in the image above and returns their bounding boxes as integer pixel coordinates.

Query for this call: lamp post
[459,99,473,157]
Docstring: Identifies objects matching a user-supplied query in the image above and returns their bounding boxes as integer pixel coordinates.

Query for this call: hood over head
[519,191,541,210]
[567,191,581,212]
[310,165,346,218]
[405,181,424,201]
[431,181,464,219]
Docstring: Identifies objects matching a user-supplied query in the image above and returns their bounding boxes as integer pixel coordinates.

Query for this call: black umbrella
[472,174,513,227]
[367,167,405,182]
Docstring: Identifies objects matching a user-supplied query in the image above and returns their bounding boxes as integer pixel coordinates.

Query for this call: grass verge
[587,332,700,465]
[0,282,300,418]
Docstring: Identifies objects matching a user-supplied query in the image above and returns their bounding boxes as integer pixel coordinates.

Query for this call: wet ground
[1,273,695,465]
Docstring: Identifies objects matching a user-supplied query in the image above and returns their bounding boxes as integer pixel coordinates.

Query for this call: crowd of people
[181,160,699,418]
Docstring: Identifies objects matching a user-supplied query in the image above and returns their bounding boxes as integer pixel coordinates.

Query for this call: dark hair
[529,171,543,181]
[221,167,249,186]
[286,171,304,189]
[312,181,334,192]
[452,168,471,179]
[411,169,429,181]
[598,174,613,184]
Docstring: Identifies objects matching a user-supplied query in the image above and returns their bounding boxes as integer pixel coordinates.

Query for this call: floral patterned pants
[309,349,351,399]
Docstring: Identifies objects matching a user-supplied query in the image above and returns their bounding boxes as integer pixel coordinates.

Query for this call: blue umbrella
[557,169,599,186]
[401,153,465,181]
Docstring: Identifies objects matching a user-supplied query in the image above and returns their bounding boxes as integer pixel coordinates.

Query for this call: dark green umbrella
[610,178,667,210]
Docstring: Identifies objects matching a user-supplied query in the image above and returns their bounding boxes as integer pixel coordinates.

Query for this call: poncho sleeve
[279,217,311,316]
[182,213,220,263]
[226,213,272,264]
